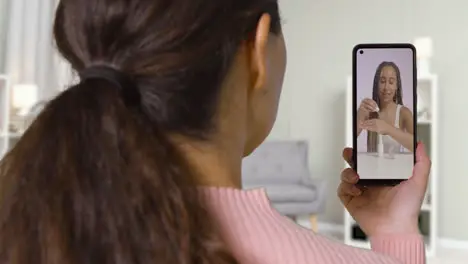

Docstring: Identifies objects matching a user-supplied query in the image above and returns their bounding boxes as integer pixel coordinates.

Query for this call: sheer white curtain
[2,0,73,100]
[0,0,8,71]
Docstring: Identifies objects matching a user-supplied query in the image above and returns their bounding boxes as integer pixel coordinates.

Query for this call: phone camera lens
[359,50,364,54]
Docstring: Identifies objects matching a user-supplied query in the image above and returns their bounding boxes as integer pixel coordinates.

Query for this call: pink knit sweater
[201,187,426,264]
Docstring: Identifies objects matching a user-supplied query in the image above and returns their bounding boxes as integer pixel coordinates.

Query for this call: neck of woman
[380,101,397,111]
[174,137,244,189]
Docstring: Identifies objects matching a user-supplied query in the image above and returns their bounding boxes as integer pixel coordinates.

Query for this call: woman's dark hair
[367,61,403,152]
[0,1,281,263]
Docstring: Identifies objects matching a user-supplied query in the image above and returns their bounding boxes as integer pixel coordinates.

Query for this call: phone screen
[353,44,416,183]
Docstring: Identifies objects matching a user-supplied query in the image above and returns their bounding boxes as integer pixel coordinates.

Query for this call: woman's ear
[249,13,271,91]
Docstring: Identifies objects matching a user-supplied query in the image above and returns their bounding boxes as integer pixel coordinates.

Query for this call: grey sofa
[242,140,327,231]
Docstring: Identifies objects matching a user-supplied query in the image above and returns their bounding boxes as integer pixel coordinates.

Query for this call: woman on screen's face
[378,65,398,104]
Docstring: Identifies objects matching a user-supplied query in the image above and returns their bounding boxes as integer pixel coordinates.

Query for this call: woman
[357,61,415,153]
[0,1,430,264]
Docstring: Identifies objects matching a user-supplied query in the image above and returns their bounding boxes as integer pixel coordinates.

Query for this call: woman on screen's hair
[357,61,415,153]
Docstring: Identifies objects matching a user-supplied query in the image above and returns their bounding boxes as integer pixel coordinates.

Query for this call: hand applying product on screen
[338,142,431,237]
[359,107,414,152]
[359,119,391,134]
[356,98,379,137]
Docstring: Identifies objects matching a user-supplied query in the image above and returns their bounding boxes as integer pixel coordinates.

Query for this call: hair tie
[79,65,141,106]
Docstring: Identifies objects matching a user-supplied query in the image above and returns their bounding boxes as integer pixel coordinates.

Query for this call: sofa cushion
[242,141,310,185]
[245,184,317,203]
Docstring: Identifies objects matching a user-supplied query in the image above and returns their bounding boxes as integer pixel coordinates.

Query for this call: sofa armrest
[301,177,327,189]
[301,177,328,213]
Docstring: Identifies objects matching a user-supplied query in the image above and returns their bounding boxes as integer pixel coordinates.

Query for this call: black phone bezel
[352,43,417,187]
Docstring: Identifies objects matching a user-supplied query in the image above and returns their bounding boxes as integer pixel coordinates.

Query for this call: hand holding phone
[338,143,431,237]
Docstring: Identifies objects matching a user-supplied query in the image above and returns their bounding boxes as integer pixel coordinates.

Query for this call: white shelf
[421,203,431,211]
[344,75,438,258]
[348,240,371,249]
[418,119,431,125]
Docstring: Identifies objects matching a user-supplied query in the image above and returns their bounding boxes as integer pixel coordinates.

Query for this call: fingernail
[416,142,425,157]
[347,174,356,181]
[419,142,425,149]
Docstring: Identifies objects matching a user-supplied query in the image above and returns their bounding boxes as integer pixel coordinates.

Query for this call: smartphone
[352,43,417,186]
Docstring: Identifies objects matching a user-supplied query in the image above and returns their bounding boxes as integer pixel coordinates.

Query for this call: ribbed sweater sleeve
[370,234,426,263]
[201,187,426,264]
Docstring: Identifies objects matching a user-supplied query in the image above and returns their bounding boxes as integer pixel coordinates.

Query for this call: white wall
[273,0,468,240]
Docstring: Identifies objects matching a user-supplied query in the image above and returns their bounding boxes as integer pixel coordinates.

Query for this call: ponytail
[0,72,236,263]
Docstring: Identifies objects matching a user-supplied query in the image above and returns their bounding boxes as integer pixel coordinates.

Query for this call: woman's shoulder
[201,187,406,264]
[398,105,413,118]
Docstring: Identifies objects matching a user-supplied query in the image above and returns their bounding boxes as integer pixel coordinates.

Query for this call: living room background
[0,0,467,261]
[270,0,468,241]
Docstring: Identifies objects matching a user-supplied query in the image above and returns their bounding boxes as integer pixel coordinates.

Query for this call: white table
[357,152,414,179]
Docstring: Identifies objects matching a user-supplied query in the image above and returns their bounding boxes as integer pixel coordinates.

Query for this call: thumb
[408,142,431,189]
